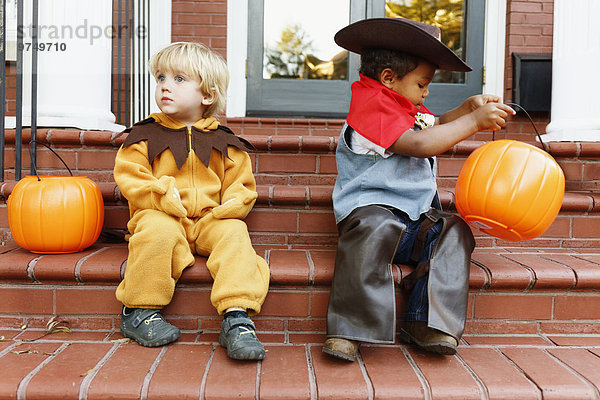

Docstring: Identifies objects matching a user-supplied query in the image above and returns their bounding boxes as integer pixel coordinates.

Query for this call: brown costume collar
[120,118,254,169]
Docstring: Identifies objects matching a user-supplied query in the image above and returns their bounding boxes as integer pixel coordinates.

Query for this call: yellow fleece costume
[113,112,270,315]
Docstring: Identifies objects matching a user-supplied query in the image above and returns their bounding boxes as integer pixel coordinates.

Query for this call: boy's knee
[129,209,186,242]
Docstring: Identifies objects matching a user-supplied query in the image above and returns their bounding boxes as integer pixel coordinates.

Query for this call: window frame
[227,0,506,118]
[245,0,364,118]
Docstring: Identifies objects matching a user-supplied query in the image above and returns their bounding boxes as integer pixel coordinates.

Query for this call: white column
[544,0,600,142]
[8,0,124,131]
[482,0,507,98]
[226,0,248,118]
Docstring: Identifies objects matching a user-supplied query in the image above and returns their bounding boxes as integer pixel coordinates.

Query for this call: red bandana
[346,74,432,149]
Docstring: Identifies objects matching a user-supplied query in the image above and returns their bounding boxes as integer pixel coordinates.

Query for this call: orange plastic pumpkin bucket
[7,141,104,254]
[455,139,564,241]
[455,104,565,241]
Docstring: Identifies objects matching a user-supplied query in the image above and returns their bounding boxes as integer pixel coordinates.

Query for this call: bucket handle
[501,102,546,150]
[28,140,74,181]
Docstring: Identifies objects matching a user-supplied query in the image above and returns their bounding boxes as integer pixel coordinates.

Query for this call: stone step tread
[1,241,599,291]
[1,330,600,399]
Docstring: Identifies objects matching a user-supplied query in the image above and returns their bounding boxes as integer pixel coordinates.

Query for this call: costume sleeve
[211,147,258,219]
[114,142,187,217]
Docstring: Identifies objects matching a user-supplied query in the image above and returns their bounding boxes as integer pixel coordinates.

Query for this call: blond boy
[113,42,269,360]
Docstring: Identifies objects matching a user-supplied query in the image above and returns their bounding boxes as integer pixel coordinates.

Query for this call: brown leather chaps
[326,205,475,343]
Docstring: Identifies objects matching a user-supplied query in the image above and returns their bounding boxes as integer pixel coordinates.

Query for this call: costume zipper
[187,126,195,192]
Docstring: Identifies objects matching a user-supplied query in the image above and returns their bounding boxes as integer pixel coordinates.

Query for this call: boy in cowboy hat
[323,18,515,361]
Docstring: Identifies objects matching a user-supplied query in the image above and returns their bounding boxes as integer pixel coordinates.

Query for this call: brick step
[3,129,600,192]
[2,332,600,399]
[1,242,599,336]
[2,185,598,249]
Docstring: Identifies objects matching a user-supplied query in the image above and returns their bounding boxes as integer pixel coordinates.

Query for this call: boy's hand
[212,192,258,219]
[470,102,516,131]
[150,176,187,218]
[464,94,502,111]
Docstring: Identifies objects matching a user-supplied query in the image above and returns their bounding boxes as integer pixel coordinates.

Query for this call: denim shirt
[332,124,437,223]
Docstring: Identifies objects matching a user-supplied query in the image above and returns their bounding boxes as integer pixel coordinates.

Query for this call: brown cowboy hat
[334,18,472,72]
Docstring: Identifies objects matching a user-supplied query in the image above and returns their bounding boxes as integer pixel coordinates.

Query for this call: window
[246,0,485,117]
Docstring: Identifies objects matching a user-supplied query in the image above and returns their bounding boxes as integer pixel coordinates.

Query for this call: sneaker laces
[144,313,163,325]
[238,326,257,337]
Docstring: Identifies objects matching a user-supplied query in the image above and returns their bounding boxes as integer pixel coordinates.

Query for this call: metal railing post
[29,0,38,176]
[1,0,6,182]
[14,0,22,180]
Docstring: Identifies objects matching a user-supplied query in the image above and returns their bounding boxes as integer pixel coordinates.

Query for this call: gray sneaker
[120,307,180,347]
[219,316,266,360]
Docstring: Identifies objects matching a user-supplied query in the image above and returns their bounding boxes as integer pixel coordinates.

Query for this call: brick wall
[171,0,227,58]
[503,0,554,133]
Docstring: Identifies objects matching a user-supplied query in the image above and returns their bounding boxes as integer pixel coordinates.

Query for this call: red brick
[557,161,583,181]
[554,295,600,319]
[55,287,121,315]
[86,344,162,398]
[549,348,600,391]
[310,346,370,399]
[48,129,82,145]
[203,348,257,399]
[463,335,550,346]
[510,2,543,13]
[79,246,127,283]
[458,348,540,399]
[77,150,117,170]
[309,292,330,318]
[287,318,326,332]
[259,346,312,400]
[540,321,600,335]
[542,254,600,289]
[165,288,214,316]
[272,186,306,206]
[0,247,39,281]
[298,212,337,234]
[437,158,465,177]
[81,131,114,147]
[33,245,104,283]
[502,253,576,289]
[501,348,597,398]
[473,294,552,319]
[269,249,310,285]
[573,217,600,238]
[548,336,600,346]
[318,154,337,174]
[359,346,424,399]
[26,343,113,399]
[580,142,600,157]
[541,216,571,238]
[0,343,63,399]
[246,209,297,233]
[148,344,212,399]
[288,332,326,344]
[310,249,336,285]
[257,154,317,173]
[470,252,533,290]
[0,287,54,314]
[261,291,309,317]
[407,348,482,399]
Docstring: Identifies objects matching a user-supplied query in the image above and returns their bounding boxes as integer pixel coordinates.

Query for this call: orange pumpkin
[7,176,104,254]
[455,140,564,241]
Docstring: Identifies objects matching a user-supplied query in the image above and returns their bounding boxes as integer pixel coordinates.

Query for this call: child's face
[154,70,214,126]
[383,60,436,108]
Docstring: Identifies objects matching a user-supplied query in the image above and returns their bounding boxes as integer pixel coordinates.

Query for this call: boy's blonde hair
[149,42,229,117]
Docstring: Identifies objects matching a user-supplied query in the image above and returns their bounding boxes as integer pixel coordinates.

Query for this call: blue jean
[392,211,443,322]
